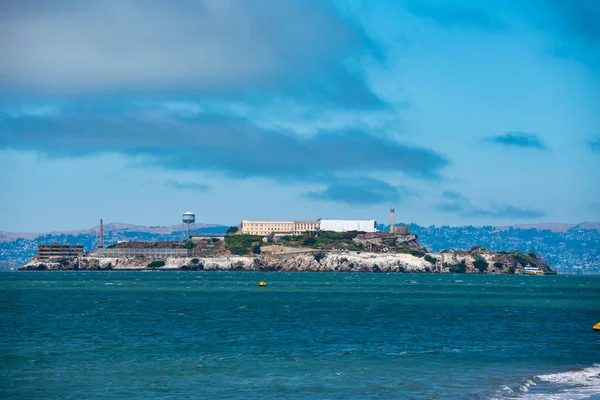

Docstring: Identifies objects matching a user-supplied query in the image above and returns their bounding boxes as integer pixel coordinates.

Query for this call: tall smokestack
[99,219,104,248]
[390,207,395,234]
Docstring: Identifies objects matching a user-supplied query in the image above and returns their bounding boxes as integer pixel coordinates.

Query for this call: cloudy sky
[0,0,599,232]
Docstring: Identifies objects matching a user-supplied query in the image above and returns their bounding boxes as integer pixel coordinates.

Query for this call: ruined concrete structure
[37,244,84,260]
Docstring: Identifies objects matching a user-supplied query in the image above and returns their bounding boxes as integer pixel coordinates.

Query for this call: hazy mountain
[0,222,223,241]
[494,221,600,233]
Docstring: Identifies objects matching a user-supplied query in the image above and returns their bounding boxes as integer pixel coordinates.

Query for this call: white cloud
[0,0,380,107]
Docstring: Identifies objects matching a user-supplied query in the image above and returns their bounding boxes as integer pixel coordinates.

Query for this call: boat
[522,264,544,275]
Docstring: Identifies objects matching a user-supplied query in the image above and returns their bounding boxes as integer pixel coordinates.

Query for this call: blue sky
[0,0,599,232]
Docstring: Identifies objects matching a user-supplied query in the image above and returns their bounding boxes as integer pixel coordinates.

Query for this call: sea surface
[1,271,599,399]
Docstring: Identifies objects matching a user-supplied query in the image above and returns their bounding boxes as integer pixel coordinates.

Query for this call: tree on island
[147,260,165,269]
[226,226,239,234]
[473,256,489,273]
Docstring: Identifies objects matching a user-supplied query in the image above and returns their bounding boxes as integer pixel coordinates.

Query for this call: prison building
[239,220,320,236]
[292,221,321,234]
[239,221,293,236]
[37,244,84,260]
[91,248,193,258]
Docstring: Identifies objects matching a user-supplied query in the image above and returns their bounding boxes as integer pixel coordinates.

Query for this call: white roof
[319,219,377,232]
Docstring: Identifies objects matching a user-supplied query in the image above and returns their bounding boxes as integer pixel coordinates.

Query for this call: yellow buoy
[593,322,600,331]
[259,281,267,287]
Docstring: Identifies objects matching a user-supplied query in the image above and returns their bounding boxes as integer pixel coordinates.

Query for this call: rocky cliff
[20,247,555,274]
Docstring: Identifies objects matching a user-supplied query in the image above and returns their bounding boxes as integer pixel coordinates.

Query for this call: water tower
[182,212,196,240]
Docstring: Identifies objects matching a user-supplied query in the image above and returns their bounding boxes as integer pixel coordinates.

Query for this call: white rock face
[22,249,545,274]
[21,252,434,272]
[20,246,555,274]
[319,252,429,272]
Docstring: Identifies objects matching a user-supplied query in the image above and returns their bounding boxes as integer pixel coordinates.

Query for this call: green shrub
[252,245,261,255]
[302,236,317,246]
[182,241,195,249]
[318,231,342,240]
[382,237,397,246]
[493,262,503,269]
[340,231,361,240]
[147,260,165,269]
[512,252,538,267]
[314,252,326,262]
[181,264,204,271]
[225,235,263,254]
[191,258,199,264]
[410,248,427,258]
[396,247,426,257]
[448,260,467,273]
[226,226,239,234]
[229,247,247,256]
[473,257,488,273]
[424,254,436,264]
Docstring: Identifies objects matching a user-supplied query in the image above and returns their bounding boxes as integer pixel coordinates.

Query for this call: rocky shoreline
[20,248,556,274]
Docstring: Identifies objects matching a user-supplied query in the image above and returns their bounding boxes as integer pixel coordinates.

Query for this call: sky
[0,0,599,232]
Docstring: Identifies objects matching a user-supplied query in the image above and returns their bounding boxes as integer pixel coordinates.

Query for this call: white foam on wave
[492,364,600,400]
[537,364,600,387]
[519,378,536,392]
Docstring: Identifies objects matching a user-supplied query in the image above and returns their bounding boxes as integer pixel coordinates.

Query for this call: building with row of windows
[90,248,192,258]
[239,220,321,236]
[238,219,379,235]
[37,244,84,260]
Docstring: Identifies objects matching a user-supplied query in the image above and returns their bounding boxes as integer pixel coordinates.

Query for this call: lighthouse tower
[390,207,395,234]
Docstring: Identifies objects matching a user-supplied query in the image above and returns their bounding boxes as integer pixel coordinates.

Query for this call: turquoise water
[1,271,599,399]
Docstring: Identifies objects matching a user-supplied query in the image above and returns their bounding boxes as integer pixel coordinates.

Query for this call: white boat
[522,265,544,275]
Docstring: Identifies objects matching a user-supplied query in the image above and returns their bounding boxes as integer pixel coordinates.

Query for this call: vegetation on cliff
[222,231,421,256]
[147,260,165,269]
[224,235,263,255]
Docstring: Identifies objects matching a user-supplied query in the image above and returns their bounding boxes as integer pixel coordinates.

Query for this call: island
[20,230,556,274]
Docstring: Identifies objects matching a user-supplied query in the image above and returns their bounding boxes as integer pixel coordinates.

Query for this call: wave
[493,364,600,399]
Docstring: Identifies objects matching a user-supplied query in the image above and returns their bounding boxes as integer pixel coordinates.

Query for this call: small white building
[319,220,377,233]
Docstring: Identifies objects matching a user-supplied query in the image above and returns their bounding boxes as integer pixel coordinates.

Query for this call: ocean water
[1,271,599,399]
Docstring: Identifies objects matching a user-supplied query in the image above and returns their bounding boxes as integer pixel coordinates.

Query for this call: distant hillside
[573,221,600,230]
[496,223,576,232]
[0,222,223,241]
[494,221,600,233]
